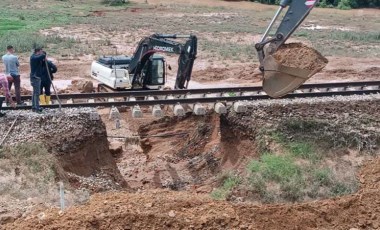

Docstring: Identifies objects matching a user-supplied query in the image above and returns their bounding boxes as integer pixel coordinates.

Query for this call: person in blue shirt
[30,48,46,113]
[2,45,26,106]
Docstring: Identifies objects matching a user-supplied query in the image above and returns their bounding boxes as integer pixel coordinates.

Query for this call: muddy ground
[1,0,380,229]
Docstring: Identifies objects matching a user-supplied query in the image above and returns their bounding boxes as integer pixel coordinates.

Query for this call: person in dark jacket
[30,48,46,113]
[40,56,57,105]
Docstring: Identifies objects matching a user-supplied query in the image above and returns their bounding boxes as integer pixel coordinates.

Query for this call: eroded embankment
[0,109,124,183]
[222,94,380,204]
[117,94,380,199]
[5,156,380,230]
[120,112,258,192]
[227,95,380,151]
[4,95,380,229]
[0,109,126,225]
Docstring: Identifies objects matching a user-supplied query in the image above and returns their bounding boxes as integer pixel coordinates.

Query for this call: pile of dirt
[11,87,31,96]
[58,80,94,94]
[273,43,328,71]
[192,64,262,82]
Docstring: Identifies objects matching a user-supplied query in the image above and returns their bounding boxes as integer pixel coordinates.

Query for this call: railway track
[3,81,380,111]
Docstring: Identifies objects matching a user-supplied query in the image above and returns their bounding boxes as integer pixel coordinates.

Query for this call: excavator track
[3,81,380,111]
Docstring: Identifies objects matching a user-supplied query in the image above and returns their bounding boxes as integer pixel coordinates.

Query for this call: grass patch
[211,172,240,200]
[281,119,324,134]
[200,40,257,61]
[251,154,301,183]
[102,0,130,6]
[277,118,379,152]
[330,182,358,196]
[268,130,320,161]
[0,32,80,53]
[246,151,359,203]
[328,31,380,42]
[288,142,320,161]
[247,153,305,202]
[0,19,26,33]
[0,143,92,209]
[244,121,362,203]
[0,143,57,199]
[313,167,332,186]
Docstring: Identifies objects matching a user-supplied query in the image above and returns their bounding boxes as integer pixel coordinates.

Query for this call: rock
[37,212,46,221]
[81,81,94,93]
[109,145,123,158]
[0,213,21,226]
[144,203,153,208]
[0,215,16,224]
[168,210,176,217]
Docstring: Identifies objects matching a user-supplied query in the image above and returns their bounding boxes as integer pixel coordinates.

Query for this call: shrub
[102,0,129,6]
[211,173,241,200]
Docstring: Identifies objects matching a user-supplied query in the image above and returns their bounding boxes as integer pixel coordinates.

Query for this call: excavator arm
[255,0,321,98]
[129,34,197,89]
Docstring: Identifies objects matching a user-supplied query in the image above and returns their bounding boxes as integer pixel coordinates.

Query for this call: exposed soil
[103,94,380,201]
[99,108,259,193]
[273,43,329,71]
[322,66,380,80]
[0,109,127,226]
[5,156,380,230]
[58,79,94,94]
[2,95,380,229]
[3,109,126,187]
[192,63,263,82]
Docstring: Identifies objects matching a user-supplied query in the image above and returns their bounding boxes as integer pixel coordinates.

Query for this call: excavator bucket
[261,43,328,98]
[262,55,317,98]
[254,0,323,98]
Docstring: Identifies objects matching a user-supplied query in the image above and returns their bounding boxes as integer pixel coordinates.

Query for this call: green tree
[249,0,380,8]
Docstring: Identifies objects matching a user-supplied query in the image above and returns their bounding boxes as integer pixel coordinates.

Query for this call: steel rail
[14,80,380,101]
[4,88,380,110]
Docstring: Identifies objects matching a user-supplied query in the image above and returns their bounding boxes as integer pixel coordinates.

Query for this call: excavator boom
[255,0,321,98]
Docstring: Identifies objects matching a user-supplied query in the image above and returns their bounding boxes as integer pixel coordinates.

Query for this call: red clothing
[0,73,11,100]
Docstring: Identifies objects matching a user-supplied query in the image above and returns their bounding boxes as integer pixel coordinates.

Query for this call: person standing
[30,48,46,113]
[2,45,26,106]
[0,73,15,117]
[40,55,57,105]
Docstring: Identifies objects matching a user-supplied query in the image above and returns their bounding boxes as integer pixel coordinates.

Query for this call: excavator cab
[255,0,321,98]
[142,55,166,89]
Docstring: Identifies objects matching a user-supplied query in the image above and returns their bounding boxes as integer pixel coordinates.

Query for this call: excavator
[91,34,197,91]
[91,0,320,97]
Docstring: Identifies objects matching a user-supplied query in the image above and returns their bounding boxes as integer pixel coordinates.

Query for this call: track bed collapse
[3,81,380,116]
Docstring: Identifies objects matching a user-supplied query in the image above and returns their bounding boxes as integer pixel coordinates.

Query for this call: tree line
[251,0,380,9]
